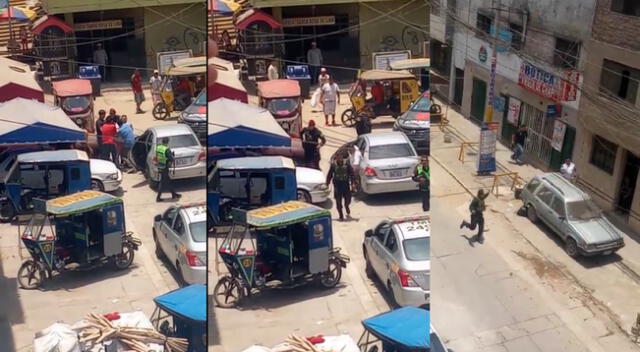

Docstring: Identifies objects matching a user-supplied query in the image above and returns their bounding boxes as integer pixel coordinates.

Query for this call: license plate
[603,250,612,255]
[176,158,190,166]
[388,170,403,177]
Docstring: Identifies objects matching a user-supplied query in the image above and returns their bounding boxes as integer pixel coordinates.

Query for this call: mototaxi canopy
[359,70,416,81]
[153,284,206,324]
[389,59,430,70]
[0,58,44,103]
[234,201,330,229]
[44,190,122,216]
[361,307,430,351]
[209,67,248,103]
[257,79,301,99]
[52,79,93,97]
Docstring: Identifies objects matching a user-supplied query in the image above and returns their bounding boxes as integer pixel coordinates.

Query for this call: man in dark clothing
[108,108,122,127]
[460,189,490,243]
[413,157,430,212]
[156,137,181,202]
[511,125,528,165]
[326,154,355,221]
[355,114,372,136]
[300,120,326,169]
[95,110,106,158]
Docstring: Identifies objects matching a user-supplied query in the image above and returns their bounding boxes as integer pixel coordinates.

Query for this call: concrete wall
[358,0,429,68]
[430,0,446,43]
[143,3,206,69]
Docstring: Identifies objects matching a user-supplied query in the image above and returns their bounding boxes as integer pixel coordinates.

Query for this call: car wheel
[0,199,16,223]
[565,238,579,257]
[363,247,374,278]
[527,205,539,223]
[153,229,165,259]
[297,189,312,203]
[91,179,105,192]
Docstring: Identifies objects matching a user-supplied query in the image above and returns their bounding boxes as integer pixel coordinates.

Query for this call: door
[380,228,400,284]
[146,132,156,177]
[369,222,391,278]
[470,78,487,124]
[102,203,125,257]
[500,95,518,143]
[453,68,464,107]
[131,131,149,171]
[66,163,91,193]
[617,151,640,215]
[549,196,569,238]
[270,171,297,204]
[307,217,331,274]
[170,213,188,269]
[534,185,561,233]
[550,126,576,170]
[159,207,179,259]
[520,102,553,166]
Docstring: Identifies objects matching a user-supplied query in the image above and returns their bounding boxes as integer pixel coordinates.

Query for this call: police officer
[355,114,372,136]
[460,189,489,243]
[326,153,355,221]
[156,137,181,202]
[300,120,326,169]
[413,156,430,212]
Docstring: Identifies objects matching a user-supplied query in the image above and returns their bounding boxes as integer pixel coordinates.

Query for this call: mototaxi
[342,70,420,127]
[0,150,91,222]
[390,59,443,123]
[213,201,349,308]
[358,307,430,352]
[152,284,206,352]
[52,79,95,132]
[17,190,140,289]
[153,56,206,120]
[257,79,303,138]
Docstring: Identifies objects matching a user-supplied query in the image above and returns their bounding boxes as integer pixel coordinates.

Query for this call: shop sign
[507,97,521,125]
[477,122,499,174]
[518,62,580,102]
[479,46,488,63]
[156,50,193,75]
[372,50,411,70]
[490,25,513,53]
[546,104,562,118]
[75,20,122,32]
[551,120,567,152]
[494,96,506,112]
[282,16,335,27]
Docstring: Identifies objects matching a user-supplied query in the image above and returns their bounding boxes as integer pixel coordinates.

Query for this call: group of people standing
[95,108,135,171]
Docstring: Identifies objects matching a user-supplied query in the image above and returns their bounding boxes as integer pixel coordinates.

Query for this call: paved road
[0,89,205,352]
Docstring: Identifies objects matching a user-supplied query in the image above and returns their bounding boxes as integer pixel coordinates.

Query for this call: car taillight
[364,167,377,177]
[185,251,204,267]
[398,269,418,287]
[198,149,205,161]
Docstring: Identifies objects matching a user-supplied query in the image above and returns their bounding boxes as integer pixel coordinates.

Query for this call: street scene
[0,1,206,351]
[209,0,430,351]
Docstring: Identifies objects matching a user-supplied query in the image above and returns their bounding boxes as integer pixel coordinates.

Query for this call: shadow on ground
[38,264,137,291]
[360,192,421,207]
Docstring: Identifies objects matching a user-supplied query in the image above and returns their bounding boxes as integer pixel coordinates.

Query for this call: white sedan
[89,159,122,192]
[296,166,330,204]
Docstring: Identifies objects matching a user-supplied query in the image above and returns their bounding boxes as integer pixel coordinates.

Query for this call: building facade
[447,0,595,171]
[575,0,640,231]
[43,0,206,81]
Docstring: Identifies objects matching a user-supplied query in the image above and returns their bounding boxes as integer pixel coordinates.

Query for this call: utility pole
[484,0,500,123]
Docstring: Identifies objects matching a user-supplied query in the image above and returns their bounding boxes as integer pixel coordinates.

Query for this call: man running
[460,189,490,243]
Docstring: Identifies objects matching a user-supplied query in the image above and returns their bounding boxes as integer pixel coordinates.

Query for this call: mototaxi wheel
[18,260,45,289]
[319,258,342,288]
[0,199,16,223]
[152,102,169,120]
[113,243,135,270]
[213,276,244,308]
[341,108,357,127]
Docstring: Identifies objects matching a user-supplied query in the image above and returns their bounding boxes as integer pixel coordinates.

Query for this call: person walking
[101,116,119,166]
[117,115,136,171]
[95,109,107,159]
[326,154,355,221]
[267,60,279,80]
[156,137,181,202]
[318,68,330,86]
[300,120,326,169]
[150,69,162,105]
[320,77,340,126]
[511,125,528,165]
[560,158,576,181]
[413,156,430,212]
[460,189,490,243]
[93,43,108,81]
[307,41,323,85]
[131,69,145,114]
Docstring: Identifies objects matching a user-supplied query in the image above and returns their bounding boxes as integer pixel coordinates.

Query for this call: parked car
[178,89,207,143]
[363,215,430,307]
[296,166,330,204]
[519,172,625,257]
[333,132,420,195]
[393,91,430,155]
[153,202,207,285]
[89,158,122,192]
[131,124,206,189]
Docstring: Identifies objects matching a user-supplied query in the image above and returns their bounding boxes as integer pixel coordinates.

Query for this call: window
[173,215,185,235]
[374,223,390,243]
[600,59,640,105]
[553,38,580,69]
[189,221,206,243]
[164,208,178,226]
[157,134,199,148]
[384,230,398,252]
[70,168,80,180]
[536,185,555,206]
[476,12,493,35]
[590,135,617,174]
[526,178,541,193]
[611,0,640,16]
[550,197,566,217]
[369,143,415,160]
[509,22,523,50]
[403,237,429,261]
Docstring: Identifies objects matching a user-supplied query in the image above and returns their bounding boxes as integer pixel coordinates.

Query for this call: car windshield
[409,95,430,113]
[369,143,415,160]
[189,221,206,242]
[194,91,206,106]
[404,237,429,261]
[157,134,198,148]
[62,96,91,112]
[566,200,601,221]
[267,98,298,115]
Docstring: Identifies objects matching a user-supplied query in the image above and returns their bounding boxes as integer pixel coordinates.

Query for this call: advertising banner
[477,122,499,174]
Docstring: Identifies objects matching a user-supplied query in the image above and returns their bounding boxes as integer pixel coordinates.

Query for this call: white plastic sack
[241,346,273,352]
[33,323,81,352]
[310,87,322,108]
[315,335,359,352]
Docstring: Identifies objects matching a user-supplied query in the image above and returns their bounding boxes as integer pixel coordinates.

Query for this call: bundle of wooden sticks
[270,334,324,352]
[78,313,189,352]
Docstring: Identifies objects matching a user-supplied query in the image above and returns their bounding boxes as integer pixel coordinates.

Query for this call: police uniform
[156,143,178,201]
[414,164,430,212]
[326,160,355,220]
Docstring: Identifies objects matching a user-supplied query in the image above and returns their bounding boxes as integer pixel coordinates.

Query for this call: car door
[170,213,188,269]
[131,130,149,172]
[145,131,156,175]
[369,222,390,279]
[379,228,400,284]
[159,207,178,259]
[534,185,560,233]
[549,195,569,240]
[357,138,369,182]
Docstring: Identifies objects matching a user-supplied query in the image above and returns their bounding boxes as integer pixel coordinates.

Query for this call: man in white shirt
[320,77,340,126]
[267,60,279,80]
[149,69,162,104]
[93,43,108,81]
[307,41,322,85]
[560,158,576,181]
[318,68,330,86]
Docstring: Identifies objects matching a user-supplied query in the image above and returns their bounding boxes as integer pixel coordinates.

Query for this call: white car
[90,158,122,192]
[296,166,330,204]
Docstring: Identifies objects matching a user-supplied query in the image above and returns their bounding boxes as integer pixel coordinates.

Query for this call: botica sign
[518,62,580,102]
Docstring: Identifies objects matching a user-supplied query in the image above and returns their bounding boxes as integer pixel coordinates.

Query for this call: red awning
[235,9,282,30]
[33,16,73,35]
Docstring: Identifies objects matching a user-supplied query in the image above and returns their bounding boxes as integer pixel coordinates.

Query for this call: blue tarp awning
[0,98,85,145]
[154,284,206,324]
[362,307,430,350]
[208,98,290,148]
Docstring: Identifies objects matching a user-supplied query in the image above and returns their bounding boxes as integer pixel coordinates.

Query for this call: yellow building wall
[45,0,203,14]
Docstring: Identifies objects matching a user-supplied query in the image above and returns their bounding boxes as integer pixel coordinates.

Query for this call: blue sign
[490,25,513,53]
[476,122,499,175]
[494,96,506,112]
